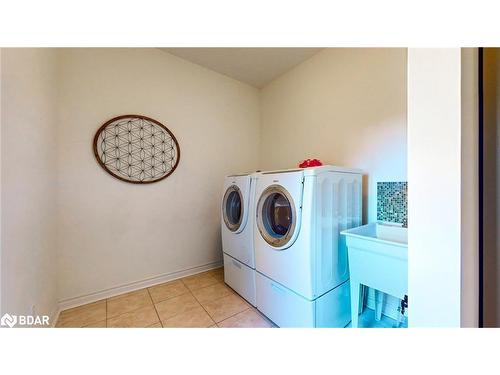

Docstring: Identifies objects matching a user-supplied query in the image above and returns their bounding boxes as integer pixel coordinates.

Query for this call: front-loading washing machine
[221,172,258,306]
[253,165,362,327]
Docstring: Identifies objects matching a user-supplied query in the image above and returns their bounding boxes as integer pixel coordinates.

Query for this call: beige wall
[483,48,500,327]
[57,49,260,303]
[1,49,59,322]
[260,48,407,223]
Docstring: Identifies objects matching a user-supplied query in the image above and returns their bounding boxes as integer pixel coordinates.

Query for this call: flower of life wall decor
[93,115,180,184]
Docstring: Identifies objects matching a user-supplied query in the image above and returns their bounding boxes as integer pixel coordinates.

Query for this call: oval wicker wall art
[93,115,180,184]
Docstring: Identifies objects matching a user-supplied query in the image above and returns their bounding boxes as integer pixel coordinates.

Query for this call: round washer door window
[257,185,296,248]
[223,185,243,231]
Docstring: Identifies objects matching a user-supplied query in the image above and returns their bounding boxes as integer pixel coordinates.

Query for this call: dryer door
[256,184,298,249]
[222,185,244,232]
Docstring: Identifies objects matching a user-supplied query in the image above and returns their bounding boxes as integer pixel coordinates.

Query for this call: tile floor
[56,267,275,328]
[346,308,408,328]
[56,267,404,329]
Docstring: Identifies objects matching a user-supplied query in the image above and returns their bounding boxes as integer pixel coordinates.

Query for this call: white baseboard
[57,260,223,312]
[50,305,61,328]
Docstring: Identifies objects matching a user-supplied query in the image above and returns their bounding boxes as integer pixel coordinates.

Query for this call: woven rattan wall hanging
[93,115,180,184]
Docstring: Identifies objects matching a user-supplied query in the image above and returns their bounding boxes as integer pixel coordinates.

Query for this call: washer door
[222,185,244,232]
[257,185,297,248]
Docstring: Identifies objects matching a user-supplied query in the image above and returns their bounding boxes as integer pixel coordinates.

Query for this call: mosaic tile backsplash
[377,182,408,226]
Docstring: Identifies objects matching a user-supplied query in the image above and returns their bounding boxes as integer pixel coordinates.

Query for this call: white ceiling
[160,48,323,88]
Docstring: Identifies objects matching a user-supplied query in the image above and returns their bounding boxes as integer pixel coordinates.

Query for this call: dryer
[254,166,362,327]
[221,173,258,306]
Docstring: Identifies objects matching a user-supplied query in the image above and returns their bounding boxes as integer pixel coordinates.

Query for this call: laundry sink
[341,223,408,327]
[342,222,407,249]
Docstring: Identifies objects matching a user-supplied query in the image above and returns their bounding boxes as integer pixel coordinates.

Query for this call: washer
[254,166,362,327]
[221,172,258,306]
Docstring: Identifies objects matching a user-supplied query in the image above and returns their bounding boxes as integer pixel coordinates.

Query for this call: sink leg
[350,282,361,328]
[375,290,384,321]
[359,285,366,314]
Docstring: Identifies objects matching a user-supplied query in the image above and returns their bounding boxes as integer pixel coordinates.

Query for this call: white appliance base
[223,253,256,306]
[256,271,351,328]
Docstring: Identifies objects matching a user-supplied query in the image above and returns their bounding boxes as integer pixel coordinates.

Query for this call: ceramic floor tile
[162,306,215,328]
[147,322,162,328]
[55,268,270,329]
[155,293,202,321]
[198,267,222,275]
[191,282,234,305]
[181,273,219,291]
[107,305,160,328]
[148,279,190,303]
[218,308,273,328]
[202,293,250,323]
[83,320,107,328]
[107,289,153,318]
[212,273,224,282]
[56,300,106,328]
[204,267,224,282]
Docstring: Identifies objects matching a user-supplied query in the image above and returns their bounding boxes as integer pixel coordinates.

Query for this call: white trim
[408,49,462,327]
[57,260,223,312]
